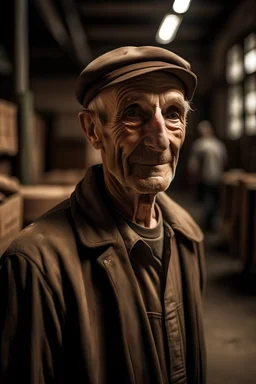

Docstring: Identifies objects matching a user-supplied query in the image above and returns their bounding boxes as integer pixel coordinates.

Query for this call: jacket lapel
[69,165,205,384]
[97,244,163,384]
[177,236,207,384]
[70,165,203,251]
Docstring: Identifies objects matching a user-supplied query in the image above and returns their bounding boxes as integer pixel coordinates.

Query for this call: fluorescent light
[156,14,182,44]
[173,0,192,14]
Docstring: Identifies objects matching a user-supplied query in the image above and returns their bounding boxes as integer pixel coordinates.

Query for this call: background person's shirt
[189,136,227,185]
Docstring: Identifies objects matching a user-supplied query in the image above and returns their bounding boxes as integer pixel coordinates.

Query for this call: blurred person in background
[0,46,206,384]
[188,120,228,232]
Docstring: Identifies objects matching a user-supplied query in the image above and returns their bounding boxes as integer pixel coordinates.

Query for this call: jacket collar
[70,165,203,248]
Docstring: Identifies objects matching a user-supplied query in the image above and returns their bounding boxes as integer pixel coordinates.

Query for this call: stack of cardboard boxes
[31,113,47,184]
[0,100,84,256]
[0,99,23,256]
[21,184,74,226]
[220,170,256,271]
[0,99,18,157]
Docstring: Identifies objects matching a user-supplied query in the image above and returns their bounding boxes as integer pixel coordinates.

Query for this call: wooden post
[15,0,35,184]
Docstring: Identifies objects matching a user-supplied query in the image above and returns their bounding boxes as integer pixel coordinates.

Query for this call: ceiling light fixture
[155,14,182,44]
[173,0,192,14]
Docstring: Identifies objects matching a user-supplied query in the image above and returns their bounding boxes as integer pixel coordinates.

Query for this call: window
[226,33,256,139]
[227,85,243,139]
[244,33,256,75]
[245,75,256,135]
[226,45,244,84]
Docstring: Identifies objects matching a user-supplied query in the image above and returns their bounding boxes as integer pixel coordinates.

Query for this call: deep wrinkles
[88,72,190,126]
[110,77,186,178]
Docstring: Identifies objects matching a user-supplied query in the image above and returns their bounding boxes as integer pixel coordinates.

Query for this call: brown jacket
[0,165,206,384]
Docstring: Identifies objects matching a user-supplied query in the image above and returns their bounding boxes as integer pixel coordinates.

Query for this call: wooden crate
[41,169,85,185]
[0,193,23,256]
[219,170,245,255]
[239,176,256,271]
[0,99,18,156]
[31,113,47,183]
[21,184,75,225]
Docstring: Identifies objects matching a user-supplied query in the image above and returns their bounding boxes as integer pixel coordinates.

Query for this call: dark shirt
[113,205,176,383]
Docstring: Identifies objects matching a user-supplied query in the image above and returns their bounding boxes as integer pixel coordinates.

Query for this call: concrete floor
[204,235,256,384]
[169,190,256,384]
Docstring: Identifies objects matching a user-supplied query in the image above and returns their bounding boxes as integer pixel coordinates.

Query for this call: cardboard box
[0,99,18,155]
[31,114,46,183]
[0,158,12,176]
[0,193,23,256]
[41,169,85,185]
[239,178,256,270]
[21,184,75,224]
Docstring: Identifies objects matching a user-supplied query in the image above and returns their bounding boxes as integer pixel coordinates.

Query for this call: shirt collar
[70,165,203,249]
[113,203,165,256]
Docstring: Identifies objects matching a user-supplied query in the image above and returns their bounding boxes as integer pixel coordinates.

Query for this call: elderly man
[0,47,206,384]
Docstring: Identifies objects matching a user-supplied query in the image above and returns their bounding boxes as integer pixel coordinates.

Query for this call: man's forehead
[108,72,185,100]
[124,90,185,104]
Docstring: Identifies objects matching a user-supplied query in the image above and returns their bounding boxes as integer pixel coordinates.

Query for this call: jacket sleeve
[0,254,64,384]
[196,240,207,297]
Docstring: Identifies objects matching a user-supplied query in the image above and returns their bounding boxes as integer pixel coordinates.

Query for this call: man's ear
[78,110,103,150]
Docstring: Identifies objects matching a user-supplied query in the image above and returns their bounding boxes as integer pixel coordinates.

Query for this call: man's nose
[143,109,169,152]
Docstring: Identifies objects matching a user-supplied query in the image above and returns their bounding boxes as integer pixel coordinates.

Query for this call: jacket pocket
[176,303,186,361]
[165,303,187,384]
[147,312,169,384]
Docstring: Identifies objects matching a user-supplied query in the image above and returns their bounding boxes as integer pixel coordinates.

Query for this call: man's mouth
[129,163,171,176]
[128,152,172,167]
[130,161,169,167]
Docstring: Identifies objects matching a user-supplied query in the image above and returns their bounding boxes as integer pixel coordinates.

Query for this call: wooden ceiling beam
[33,0,92,67]
[59,0,92,65]
[78,1,221,18]
[86,25,204,41]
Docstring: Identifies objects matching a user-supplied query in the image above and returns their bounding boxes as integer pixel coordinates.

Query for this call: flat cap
[75,46,197,107]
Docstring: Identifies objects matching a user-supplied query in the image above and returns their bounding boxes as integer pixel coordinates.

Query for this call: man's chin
[130,175,173,194]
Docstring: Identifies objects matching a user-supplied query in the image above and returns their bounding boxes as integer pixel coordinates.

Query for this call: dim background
[0,1,256,383]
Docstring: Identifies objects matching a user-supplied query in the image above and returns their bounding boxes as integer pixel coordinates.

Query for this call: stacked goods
[31,113,46,183]
[239,174,256,271]
[0,99,18,156]
[219,169,245,256]
[220,171,256,270]
[0,175,23,256]
[0,159,12,176]
[41,168,85,185]
[21,184,75,225]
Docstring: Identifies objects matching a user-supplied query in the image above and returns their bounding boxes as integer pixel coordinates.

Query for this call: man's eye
[168,112,179,119]
[124,104,144,118]
[165,108,181,120]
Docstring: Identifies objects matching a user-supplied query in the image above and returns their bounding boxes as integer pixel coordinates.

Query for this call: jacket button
[103,258,112,266]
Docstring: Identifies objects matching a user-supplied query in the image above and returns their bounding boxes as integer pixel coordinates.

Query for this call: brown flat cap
[75,46,197,107]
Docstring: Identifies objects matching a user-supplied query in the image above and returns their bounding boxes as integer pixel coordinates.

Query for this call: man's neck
[104,173,158,228]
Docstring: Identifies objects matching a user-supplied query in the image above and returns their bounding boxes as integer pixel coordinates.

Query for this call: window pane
[245,89,256,114]
[245,76,256,113]
[245,114,256,135]
[228,85,243,116]
[244,33,256,53]
[227,117,243,139]
[226,45,244,83]
[244,48,256,74]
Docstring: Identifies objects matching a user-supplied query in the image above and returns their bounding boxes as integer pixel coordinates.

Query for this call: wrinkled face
[94,72,188,194]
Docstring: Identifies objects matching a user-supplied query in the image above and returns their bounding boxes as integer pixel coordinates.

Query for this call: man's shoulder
[157,192,203,243]
[2,198,77,271]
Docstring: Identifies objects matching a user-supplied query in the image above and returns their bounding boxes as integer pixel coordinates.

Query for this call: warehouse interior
[0,0,256,383]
